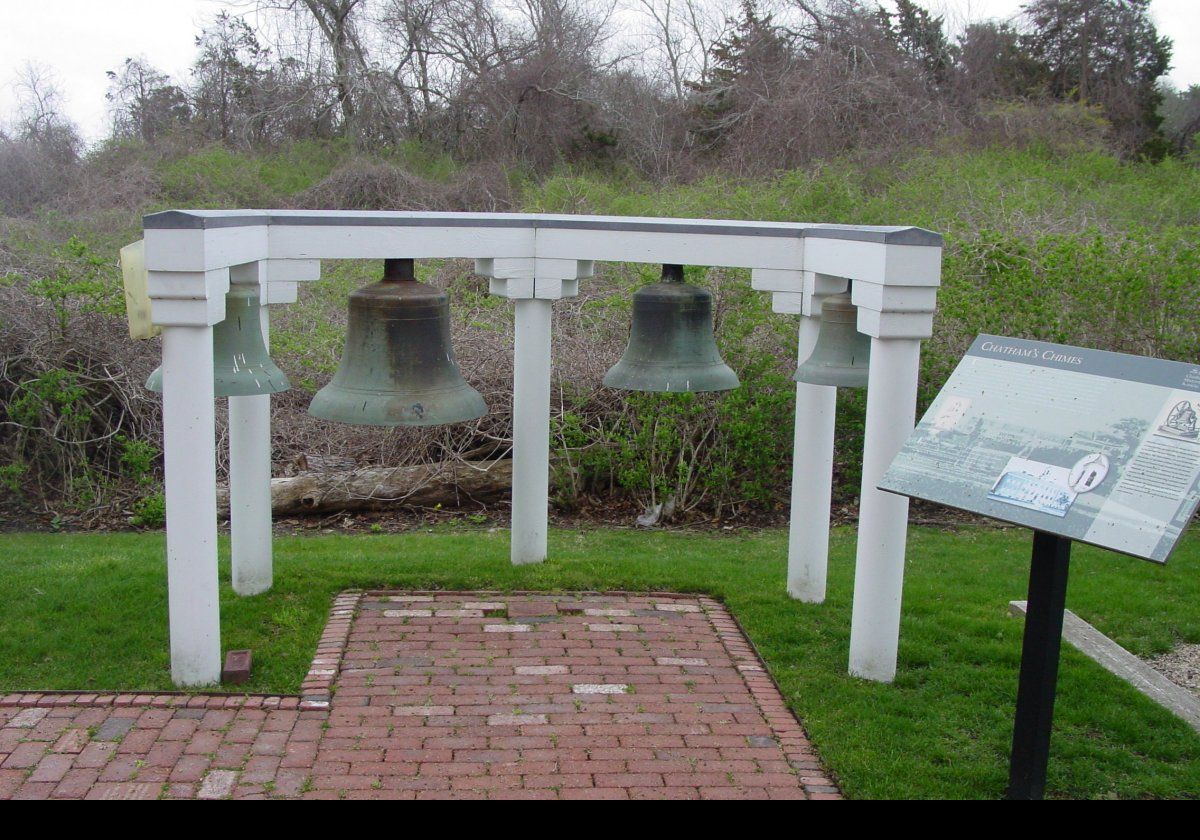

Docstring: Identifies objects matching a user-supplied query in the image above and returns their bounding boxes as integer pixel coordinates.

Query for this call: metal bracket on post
[478,258,591,566]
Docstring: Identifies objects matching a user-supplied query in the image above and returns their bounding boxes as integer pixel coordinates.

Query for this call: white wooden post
[162,325,222,684]
[833,243,942,683]
[228,297,273,596]
[146,260,231,687]
[847,336,922,681]
[788,314,838,603]
[144,217,270,687]
[226,260,315,596]
[755,270,849,603]
[478,258,589,566]
[512,298,553,565]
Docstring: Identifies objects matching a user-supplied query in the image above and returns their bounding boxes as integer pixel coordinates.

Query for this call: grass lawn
[1,524,1198,799]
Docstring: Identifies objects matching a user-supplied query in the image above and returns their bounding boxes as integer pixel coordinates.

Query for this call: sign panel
[880,335,1200,563]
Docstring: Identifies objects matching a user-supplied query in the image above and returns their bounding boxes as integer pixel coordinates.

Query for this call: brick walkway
[0,592,840,800]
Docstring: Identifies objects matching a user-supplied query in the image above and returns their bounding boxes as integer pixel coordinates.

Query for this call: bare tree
[11,65,72,146]
[376,0,440,135]
[192,12,272,144]
[105,58,191,143]
[245,0,369,139]
[953,20,1043,104]
[1160,83,1200,154]
[0,65,81,215]
[632,0,733,100]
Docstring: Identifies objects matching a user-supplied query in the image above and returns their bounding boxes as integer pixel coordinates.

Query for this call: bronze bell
[308,259,486,426]
[793,293,870,388]
[145,284,289,397]
[603,264,740,393]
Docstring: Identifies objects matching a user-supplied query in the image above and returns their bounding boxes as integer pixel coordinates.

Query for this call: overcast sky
[2,0,1197,144]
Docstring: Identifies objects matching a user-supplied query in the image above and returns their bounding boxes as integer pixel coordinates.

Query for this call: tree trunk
[217,458,519,516]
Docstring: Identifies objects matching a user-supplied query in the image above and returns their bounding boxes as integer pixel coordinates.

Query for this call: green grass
[524,147,1200,234]
[1,525,1197,799]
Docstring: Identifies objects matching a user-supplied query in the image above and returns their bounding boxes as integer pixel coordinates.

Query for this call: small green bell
[793,293,870,389]
[308,259,486,426]
[603,264,740,393]
[145,285,289,397]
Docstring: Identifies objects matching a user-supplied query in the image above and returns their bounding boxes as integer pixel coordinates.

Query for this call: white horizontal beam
[143,211,943,323]
[143,211,941,277]
[533,228,803,270]
[268,225,534,261]
[803,239,942,287]
[145,226,268,273]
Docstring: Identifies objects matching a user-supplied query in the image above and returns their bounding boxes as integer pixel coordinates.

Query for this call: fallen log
[217,458,516,516]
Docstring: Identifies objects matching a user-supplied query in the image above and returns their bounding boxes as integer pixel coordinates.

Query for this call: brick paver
[0,591,839,800]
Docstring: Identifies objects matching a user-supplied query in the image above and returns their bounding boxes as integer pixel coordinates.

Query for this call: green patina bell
[793,293,870,388]
[145,285,289,397]
[308,259,486,426]
[603,264,740,393]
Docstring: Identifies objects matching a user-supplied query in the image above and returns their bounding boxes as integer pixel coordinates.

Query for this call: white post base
[229,392,273,596]
[162,326,222,687]
[847,337,922,683]
[510,298,553,565]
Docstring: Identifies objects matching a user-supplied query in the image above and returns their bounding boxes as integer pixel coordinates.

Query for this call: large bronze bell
[145,284,289,397]
[603,264,740,393]
[793,293,870,388]
[308,259,486,426]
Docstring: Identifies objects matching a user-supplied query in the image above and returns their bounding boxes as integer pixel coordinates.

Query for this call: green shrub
[256,140,345,195]
[157,147,283,208]
[25,236,123,336]
[130,492,166,529]
[0,463,27,497]
[117,437,160,486]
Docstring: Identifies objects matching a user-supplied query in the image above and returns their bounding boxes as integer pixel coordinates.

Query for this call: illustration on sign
[988,457,1076,517]
[879,335,1200,563]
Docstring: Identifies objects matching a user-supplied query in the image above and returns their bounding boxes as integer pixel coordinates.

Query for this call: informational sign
[880,335,1200,564]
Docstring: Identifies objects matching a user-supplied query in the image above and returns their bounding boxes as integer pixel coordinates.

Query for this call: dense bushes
[0,232,160,522]
[1,142,1198,525]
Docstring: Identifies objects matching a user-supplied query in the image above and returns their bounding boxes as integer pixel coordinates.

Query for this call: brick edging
[698,597,844,800]
[359,589,703,599]
[0,692,304,711]
[0,590,363,714]
[298,590,361,710]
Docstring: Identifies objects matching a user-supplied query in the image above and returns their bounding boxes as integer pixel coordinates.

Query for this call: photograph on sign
[988,457,1076,517]
[879,335,1200,563]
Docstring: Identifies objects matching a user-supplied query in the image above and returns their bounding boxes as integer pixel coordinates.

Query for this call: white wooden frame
[143,210,943,688]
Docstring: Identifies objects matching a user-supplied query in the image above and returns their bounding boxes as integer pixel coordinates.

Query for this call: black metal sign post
[1007,530,1073,800]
